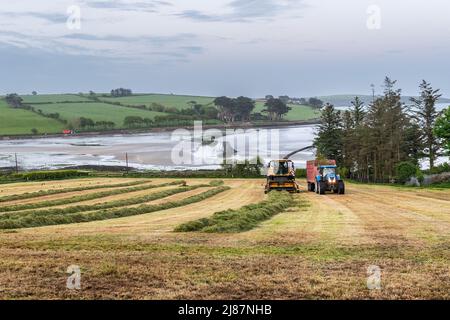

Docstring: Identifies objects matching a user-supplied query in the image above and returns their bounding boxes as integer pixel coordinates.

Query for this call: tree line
[315,77,450,183]
[265,95,323,108]
[213,96,291,123]
[110,88,132,97]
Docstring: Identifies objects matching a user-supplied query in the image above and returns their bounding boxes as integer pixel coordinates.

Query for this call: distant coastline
[0,119,321,141]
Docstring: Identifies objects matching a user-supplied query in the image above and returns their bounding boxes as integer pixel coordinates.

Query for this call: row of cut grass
[175,191,292,233]
[1,184,205,220]
[0,186,230,229]
[0,180,151,203]
[0,181,185,213]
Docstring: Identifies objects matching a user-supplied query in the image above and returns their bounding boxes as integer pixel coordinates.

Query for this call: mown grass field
[0,100,64,135]
[0,177,448,299]
[31,102,167,128]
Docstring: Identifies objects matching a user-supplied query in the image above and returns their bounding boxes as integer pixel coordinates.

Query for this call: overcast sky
[0,0,449,97]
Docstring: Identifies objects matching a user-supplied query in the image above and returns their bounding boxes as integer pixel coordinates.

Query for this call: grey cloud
[0,11,68,24]
[177,0,305,22]
[83,0,172,12]
[179,46,204,54]
[62,33,197,46]
[176,10,224,22]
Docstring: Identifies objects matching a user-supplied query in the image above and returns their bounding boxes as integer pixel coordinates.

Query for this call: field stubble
[0,178,449,299]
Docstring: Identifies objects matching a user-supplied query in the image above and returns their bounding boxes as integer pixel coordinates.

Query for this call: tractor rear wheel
[338,181,345,195]
[319,181,326,195]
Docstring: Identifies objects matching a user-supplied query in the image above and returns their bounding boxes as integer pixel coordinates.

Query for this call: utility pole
[14,153,18,174]
[370,84,375,104]
[125,152,129,174]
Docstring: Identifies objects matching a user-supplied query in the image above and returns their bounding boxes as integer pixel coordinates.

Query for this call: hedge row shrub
[13,170,89,181]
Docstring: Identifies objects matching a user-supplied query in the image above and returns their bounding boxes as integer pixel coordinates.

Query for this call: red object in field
[63,130,72,135]
[306,159,336,183]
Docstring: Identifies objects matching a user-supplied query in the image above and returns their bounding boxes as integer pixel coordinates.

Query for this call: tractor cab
[267,160,295,177]
[319,165,338,181]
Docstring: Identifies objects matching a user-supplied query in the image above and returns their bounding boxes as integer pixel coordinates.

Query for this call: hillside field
[0,100,64,135]
[21,94,92,104]
[254,101,320,121]
[103,94,320,120]
[31,102,167,128]
[0,94,321,136]
[0,177,448,299]
[101,94,216,110]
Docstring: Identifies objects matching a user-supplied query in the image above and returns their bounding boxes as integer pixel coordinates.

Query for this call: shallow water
[1,123,447,171]
[0,125,318,170]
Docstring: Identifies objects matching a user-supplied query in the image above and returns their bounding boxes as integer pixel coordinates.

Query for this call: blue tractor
[307,160,345,195]
[315,164,345,195]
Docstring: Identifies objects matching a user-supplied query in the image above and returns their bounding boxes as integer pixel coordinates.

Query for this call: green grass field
[31,102,167,128]
[0,100,64,135]
[21,94,91,104]
[101,94,216,110]
[254,102,320,121]
[103,95,320,120]
[0,93,322,136]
